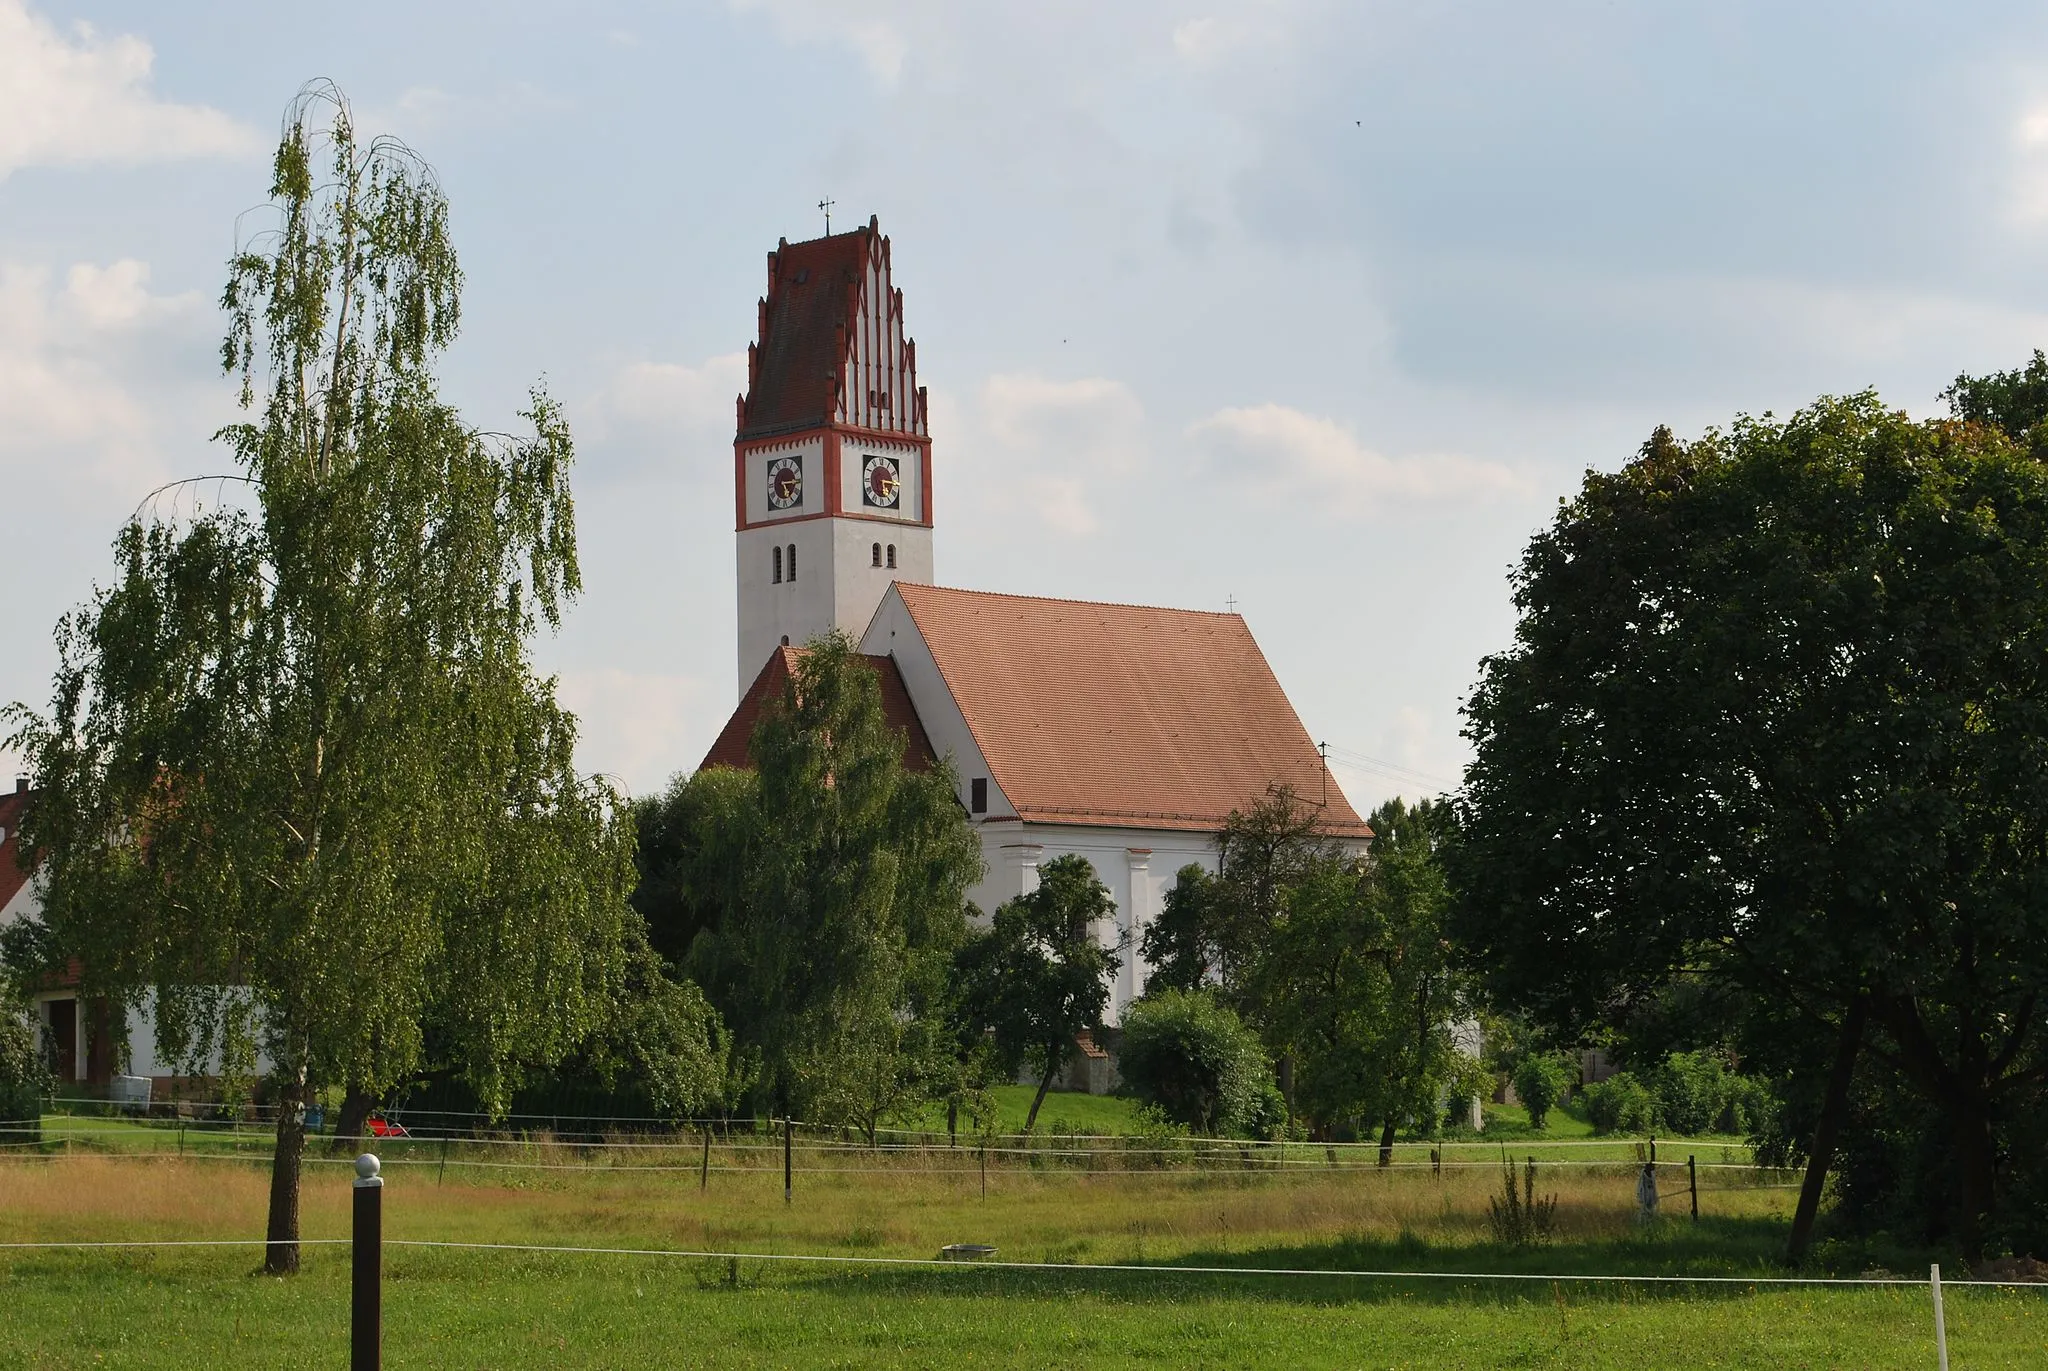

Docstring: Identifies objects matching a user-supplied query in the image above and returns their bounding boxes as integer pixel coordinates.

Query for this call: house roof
[740,229,870,439]
[700,646,938,774]
[0,783,33,918]
[893,584,1369,835]
[738,218,928,443]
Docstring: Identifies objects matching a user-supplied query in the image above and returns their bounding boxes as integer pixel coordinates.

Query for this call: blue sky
[6,1,2048,805]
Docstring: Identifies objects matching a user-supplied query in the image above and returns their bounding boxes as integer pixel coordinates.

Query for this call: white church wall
[736,522,839,692]
[859,588,1011,818]
[967,819,1219,1023]
[831,517,931,657]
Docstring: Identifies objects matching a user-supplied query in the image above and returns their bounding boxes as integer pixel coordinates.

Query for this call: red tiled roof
[739,229,872,439]
[895,584,1369,835]
[0,784,31,916]
[700,647,938,775]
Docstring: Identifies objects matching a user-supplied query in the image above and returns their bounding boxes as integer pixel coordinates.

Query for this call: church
[699,217,1369,1022]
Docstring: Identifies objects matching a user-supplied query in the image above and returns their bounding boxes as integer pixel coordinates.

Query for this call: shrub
[1586,1071,1658,1134]
[1650,1051,1728,1135]
[1512,1051,1575,1129]
[0,979,47,1140]
[1118,989,1276,1136]
[1649,1051,1773,1136]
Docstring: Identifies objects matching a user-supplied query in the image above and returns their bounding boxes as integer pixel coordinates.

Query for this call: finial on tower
[818,196,835,234]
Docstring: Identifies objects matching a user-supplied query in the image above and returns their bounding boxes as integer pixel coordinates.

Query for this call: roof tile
[895,584,1368,835]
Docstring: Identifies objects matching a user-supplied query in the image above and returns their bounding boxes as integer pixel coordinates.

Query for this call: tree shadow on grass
[758,1216,1842,1310]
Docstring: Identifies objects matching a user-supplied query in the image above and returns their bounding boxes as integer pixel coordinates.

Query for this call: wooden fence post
[783,1117,792,1205]
[1688,1155,1698,1221]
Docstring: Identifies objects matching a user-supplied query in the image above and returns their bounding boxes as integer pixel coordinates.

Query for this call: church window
[780,635,790,646]
[787,543,797,580]
[872,542,881,567]
[772,547,782,583]
[970,778,988,814]
[886,544,897,569]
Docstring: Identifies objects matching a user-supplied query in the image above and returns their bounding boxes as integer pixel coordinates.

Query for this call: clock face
[862,455,901,509]
[765,455,803,510]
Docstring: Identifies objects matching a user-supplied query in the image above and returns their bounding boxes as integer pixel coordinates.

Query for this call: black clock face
[862,455,902,509]
[766,455,803,510]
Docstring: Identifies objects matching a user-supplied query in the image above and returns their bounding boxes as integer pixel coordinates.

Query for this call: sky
[7,1,2048,809]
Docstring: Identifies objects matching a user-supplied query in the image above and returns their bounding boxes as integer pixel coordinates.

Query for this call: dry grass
[5,1155,2043,1368]
[0,1150,1791,1269]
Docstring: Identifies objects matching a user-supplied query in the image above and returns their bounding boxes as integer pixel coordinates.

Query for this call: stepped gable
[738,216,928,441]
[896,584,1369,836]
[700,646,937,774]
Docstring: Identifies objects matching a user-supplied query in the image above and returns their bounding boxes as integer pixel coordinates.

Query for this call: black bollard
[352,1153,382,1371]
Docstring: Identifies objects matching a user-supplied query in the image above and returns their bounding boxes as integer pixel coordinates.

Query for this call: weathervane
[1225,593,1238,613]
[819,197,835,234]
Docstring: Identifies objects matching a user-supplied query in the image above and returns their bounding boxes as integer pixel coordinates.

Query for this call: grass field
[4,1140,2041,1368]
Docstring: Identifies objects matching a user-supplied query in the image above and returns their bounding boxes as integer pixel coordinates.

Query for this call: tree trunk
[1788,994,1865,1264]
[1278,1054,1296,1124]
[265,1075,310,1275]
[1024,1059,1058,1133]
[329,1085,376,1154]
[1377,1117,1398,1168]
[1949,1089,1997,1260]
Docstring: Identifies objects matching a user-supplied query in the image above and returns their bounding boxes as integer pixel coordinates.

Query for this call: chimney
[14,777,26,794]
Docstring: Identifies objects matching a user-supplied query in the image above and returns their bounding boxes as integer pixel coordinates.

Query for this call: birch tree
[7,84,633,1273]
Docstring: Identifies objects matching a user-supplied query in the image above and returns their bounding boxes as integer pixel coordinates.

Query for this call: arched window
[787,543,797,580]
[780,635,790,646]
[772,546,781,583]
[886,544,897,570]
[871,542,881,567]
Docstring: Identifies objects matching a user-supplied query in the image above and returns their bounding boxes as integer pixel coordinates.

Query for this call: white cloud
[2013,99,2048,224]
[554,667,716,795]
[370,83,574,141]
[1187,403,1529,516]
[0,258,209,497]
[597,352,749,436]
[727,0,915,86]
[936,373,1147,535]
[0,1,257,180]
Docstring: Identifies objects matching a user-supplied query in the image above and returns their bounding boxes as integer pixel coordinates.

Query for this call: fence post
[437,1134,449,1187]
[783,1117,792,1205]
[1688,1155,1698,1221]
[352,1153,383,1371]
[1432,1146,1440,1179]
[1649,1135,1657,1165]
[700,1128,711,1192]
[1931,1264,1950,1371]
[980,1141,987,1201]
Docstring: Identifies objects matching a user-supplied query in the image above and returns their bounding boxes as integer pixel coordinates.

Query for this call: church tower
[732,216,934,695]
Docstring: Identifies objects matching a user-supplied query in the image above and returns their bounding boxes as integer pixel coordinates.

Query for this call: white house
[2,779,264,1097]
[698,219,1369,1026]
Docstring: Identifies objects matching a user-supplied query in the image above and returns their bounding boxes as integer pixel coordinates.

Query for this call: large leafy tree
[1140,787,1333,1011]
[955,854,1122,1132]
[645,634,982,1123]
[1452,395,2048,1256]
[6,85,635,1272]
[1257,797,1472,1153]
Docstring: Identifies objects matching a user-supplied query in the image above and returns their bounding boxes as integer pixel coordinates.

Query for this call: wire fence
[21,1097,1758,1163]
[1,1127,1782,1181]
